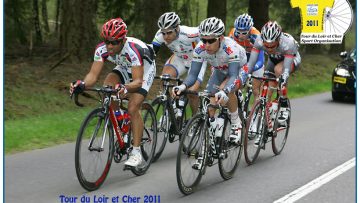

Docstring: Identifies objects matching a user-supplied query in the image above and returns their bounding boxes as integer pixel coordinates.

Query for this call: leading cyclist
[69,18,156,167]
[173,17,247,144]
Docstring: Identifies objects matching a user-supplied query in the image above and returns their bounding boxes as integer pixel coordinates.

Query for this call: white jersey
[192,37,247,73]
[94,37,153,73]
[152,25,199,67]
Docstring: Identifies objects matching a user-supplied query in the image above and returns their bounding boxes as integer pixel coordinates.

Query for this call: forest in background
[5,0,357,62]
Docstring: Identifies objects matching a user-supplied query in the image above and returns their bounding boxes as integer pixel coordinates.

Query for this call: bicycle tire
[244,100,264,165]
[272,99,291,155]
[218,117,243,180]
[151,97,170,162]
[75,108,114,191]
[176,114,207,195]
[131,102,157,176]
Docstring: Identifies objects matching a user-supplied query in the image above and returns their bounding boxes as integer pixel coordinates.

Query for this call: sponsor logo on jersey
[223,45,233,55]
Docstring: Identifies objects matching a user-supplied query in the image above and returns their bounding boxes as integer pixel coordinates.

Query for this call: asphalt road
[5,92,355,203]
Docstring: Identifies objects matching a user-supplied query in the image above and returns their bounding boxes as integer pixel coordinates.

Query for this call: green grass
[5,107,91,154]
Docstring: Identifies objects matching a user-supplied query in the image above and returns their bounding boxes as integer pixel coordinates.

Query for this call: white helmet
[261,21,282,43]
[157,12,181,30]
[199,17,225,37]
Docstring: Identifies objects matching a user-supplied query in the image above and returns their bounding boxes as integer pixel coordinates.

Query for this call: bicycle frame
[156,75,186,135]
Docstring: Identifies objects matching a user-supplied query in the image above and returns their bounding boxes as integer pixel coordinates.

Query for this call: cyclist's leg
[104,66,130,109]
[187,62,206,115]
[251,65,264,100]
[126,61,156,166]
[162,54,181,78]
[206,69,227,117]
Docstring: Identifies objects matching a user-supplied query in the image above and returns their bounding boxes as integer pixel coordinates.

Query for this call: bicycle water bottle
[121,111,131,133]
[270,101,278,120]
[215,114,225,138]
[176,97,185,118]
[115,109,124,127]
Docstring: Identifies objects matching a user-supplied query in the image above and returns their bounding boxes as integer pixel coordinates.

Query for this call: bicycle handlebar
[72,87,119,107]
[154,74,183,83]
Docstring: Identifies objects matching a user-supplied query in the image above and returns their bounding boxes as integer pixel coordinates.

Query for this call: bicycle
[176,90,244,195]
[151,74,189,162]
[72,86,157,191]
[237,77,253,121]
[244,72,291,165]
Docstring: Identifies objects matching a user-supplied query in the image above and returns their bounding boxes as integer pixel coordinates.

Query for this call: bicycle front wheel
[272,99,291,155]
[244,101,264,165]
[176,114,207,195]
[151,97,170,162]
[131,102,157,176]
[218,118,243,180]
[75,108,114,191]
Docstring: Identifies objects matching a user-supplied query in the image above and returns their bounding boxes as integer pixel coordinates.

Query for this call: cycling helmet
[101,18,128,40]
[234,13,254,31]
[261,21,282,43]
[158,12,181,29]
[199,17,225,37]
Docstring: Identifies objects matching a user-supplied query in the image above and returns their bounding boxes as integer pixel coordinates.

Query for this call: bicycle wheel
[218,118,243,180]
[272,99,291,155]
[244,101,264,165]
[131,102,157,176]
[75,108,114,191]
[176,114,207,195]
[151,97,169,162]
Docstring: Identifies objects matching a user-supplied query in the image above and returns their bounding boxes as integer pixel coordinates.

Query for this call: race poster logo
[290,0,353,44]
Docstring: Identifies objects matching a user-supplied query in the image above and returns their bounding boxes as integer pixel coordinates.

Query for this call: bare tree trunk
[248,0,269,30]
[41,0,49,33]
[207,0,227,24]
[60,0,98,61]
[55,0,60,33]
[143,0,170,42]
[33,0,42,44]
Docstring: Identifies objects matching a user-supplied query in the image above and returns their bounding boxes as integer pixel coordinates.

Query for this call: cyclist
[246,21,301,143]
[69,18,156,167]
[228,13,265,100]
[152,12,207,115]
[173,17,247,146]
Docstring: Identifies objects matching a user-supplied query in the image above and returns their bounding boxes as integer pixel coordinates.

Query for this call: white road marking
[274,158,355,203]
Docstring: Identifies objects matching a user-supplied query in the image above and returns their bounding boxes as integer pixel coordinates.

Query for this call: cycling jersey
[228,27,265,73]
[290,0,335,33]
[152,25,207,82]
[247,32,301,77]
[184,37,247,94]
[94,37,156,95]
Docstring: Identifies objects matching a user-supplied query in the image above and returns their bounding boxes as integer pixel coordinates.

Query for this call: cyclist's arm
[223,62,240,93]
[151,42,161,55]
[83,61,104,88]
[246,48,260,73]
[283,55,294,76]
[183,61,203,88]
[125,65,144,92]
[254,49,265,70]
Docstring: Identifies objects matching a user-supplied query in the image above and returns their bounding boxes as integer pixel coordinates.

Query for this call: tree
[143,0,170,42]
[33,0,42,44]
[207,0,227,24]
[248,0,269,30]
[59,0,99,61]
[41,0,50,33]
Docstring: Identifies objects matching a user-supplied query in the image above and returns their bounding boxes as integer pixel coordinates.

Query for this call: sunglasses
[200,38,219,44]
[264,42,278,49]
[104,40,122,45]
[235,30,249,36]
[161,30,175,35]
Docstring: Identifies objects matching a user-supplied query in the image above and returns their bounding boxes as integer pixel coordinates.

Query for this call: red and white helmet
[261,21,282,43]
[101,18,128,40]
